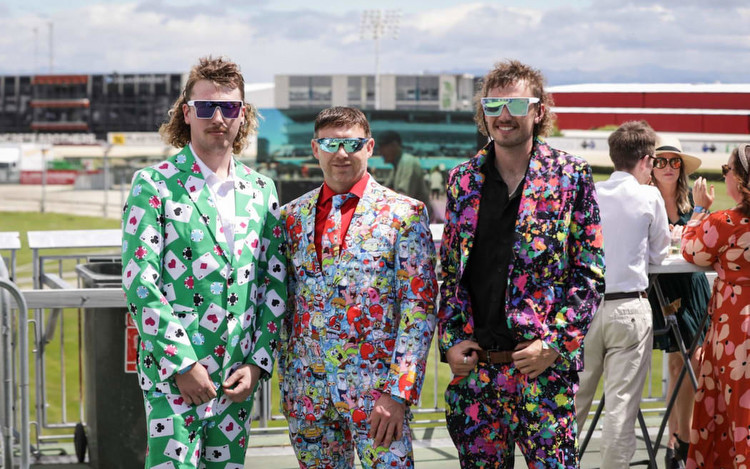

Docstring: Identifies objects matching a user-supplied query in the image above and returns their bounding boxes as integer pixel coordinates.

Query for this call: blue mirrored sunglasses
[187,100,243,119]
[315,138,370,153]
[481,97,540,117]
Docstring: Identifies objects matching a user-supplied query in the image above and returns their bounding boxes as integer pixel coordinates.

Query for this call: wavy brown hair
[729,146,750,217]
[474,59,555,139]
[159,56,258,154]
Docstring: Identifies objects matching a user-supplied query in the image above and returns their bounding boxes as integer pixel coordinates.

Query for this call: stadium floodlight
[360,9,401,110]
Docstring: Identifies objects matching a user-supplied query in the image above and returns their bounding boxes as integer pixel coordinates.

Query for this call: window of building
[310,76,332,102]
[396,76,417,101]
[289,76,310,102]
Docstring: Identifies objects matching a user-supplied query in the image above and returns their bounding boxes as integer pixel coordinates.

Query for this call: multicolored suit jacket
[438,138,605,371]
[121,146,287,395]
[279,176,438,421]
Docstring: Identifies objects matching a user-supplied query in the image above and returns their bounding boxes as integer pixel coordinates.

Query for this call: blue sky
[1,0,747,85]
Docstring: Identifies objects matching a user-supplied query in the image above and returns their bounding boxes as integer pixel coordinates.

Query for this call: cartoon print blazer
[279,176,438,421]
[438,138,605,371]
[122,146,287,395]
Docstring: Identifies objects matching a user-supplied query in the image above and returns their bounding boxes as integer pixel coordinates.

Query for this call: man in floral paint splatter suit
[279,107,437,468]
[122,56,286,468]
[438,59,605,467]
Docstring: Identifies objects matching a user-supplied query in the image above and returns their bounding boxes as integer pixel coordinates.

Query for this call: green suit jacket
[121,146,286,395]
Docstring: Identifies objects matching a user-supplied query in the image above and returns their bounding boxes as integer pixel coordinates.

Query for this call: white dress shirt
[190,144,237,255]
[596,171,670,294]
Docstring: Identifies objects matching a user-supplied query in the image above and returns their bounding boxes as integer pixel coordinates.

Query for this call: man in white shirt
[576,120,670,469]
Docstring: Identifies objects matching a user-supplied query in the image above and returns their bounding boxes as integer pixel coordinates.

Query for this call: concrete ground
[26,415,671,468]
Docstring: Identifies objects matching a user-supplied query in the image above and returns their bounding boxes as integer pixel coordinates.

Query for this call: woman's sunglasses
[722,164,733,177]
[653,157,682,170]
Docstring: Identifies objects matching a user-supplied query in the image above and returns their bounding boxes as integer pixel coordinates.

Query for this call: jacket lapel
[344,176,378,250]
[232,163,266,264]
[457,150,486,278]
[516,139,547,227]
[173,147,232,266]
[292,187,322,277]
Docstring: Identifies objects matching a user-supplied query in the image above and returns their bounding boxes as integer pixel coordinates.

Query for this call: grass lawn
[592,171,735,211]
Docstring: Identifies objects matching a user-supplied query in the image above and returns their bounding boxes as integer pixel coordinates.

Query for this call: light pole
[102,143,112,218]
[40,147,48,213]
[360,9,401,110]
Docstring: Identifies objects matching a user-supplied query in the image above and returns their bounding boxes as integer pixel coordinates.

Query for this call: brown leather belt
[476,350,514,364]
[604,291,647,301]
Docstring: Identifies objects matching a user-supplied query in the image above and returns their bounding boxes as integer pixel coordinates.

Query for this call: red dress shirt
[314,173,369,266]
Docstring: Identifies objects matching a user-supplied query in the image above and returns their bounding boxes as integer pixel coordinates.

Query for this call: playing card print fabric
[122,146,286,467]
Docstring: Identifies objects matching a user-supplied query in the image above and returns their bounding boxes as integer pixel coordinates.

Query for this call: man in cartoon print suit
[279,106,437,468]
[438,59,605,467]
[121,56,286,468]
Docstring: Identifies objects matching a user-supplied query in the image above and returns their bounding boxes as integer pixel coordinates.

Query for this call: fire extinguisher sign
[125,313,139,373]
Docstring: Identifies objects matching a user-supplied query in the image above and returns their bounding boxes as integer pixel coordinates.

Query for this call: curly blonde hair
[159,56,258,154]
[474,59,555,139]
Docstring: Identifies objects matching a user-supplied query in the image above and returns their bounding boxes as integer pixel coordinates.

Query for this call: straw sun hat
[654,134,702,175]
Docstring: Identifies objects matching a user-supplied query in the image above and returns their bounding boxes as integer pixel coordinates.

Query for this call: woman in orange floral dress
[682,144,750,469]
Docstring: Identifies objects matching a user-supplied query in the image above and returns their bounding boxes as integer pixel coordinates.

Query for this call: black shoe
[665,447,681,469]
[674,434,689,465]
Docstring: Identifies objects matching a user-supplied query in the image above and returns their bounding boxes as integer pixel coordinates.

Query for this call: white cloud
[0,1,747,84]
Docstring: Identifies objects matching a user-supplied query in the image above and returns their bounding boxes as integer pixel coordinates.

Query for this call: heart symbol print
[207,314,218,323]
[145,317,155,326]
[225,423,234,432]
[174,397,184,405]
[251,239,259,248]
[126,271,132,278]
[200,262,208,270]
[159,163,169,169]
[129,216,137,225]
[168,259,176,269]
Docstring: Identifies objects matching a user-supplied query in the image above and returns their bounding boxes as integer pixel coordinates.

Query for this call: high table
[647,255,713,465]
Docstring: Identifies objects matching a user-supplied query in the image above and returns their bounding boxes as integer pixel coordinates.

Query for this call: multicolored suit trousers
[444,363,579,468]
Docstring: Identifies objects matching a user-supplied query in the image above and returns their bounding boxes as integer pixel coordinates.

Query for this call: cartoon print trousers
[444,363,579,468]
[286,390,415,468]
[143,391,254,469]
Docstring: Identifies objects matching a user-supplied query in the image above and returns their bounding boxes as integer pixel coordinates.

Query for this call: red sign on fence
[125,313,139,373]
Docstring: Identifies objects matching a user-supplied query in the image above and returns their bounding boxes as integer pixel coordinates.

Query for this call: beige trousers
[576,297,653,469]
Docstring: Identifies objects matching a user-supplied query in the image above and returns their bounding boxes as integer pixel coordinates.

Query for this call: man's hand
[512,340,559,379]
[445,340,480,376]
[174,362,216,405]
[367,394,406,449]
[222,364,261,403]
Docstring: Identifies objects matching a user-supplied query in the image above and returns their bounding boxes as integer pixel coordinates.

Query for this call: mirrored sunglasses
[653,157,682,170]
[187,100,244,119]
[481,97,540,117]
[315,138,370,153]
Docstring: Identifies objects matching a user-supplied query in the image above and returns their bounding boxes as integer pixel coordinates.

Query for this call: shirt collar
[189,143,235,185]
[319,173,370,205]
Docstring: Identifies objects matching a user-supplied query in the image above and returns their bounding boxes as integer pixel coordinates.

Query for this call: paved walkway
[27,417,670,468]
[242,417,669,468]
